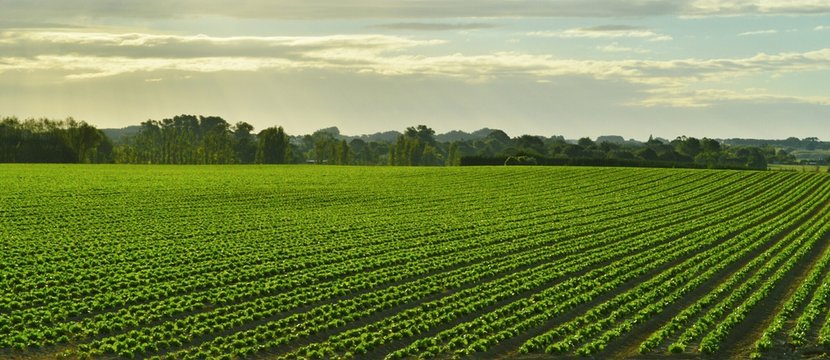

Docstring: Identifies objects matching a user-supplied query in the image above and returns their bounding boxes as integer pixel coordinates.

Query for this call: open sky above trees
[1,1,829,140]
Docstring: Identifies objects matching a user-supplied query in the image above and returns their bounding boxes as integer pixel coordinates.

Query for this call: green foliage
[116,115,238,164]
[0,116,112,163]
[256,126,289,164]
[389,125,444,166]
[3,115,792,170]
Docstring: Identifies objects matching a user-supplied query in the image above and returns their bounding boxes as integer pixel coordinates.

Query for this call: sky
[1,1,829,140]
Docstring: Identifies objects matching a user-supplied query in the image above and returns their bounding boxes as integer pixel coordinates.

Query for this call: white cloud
[638,88,830,107]
[597,42,652,54]
[686,0,830,15]
[0,30,448,63]
[816,25,830,31]
[527,26,672,42]
[738,29,778,36]
[0,55,309,80]
[369,23,498,31]
[4,31,442,52]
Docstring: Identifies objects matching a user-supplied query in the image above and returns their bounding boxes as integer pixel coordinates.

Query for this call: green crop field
[2,165,830,360]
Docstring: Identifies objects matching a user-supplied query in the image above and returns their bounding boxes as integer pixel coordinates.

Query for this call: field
[769,164,829,173]
[2,165,830,360]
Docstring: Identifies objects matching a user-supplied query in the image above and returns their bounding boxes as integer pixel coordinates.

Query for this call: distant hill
[435,128,498,143]
[101,126,141,143]
[319,127,500,143]
[350,131,402,143]
[294,127,402,143]
[722,137,829,162]
[596,135,643,146]
[722,137,830,150]
[310,126,504,144]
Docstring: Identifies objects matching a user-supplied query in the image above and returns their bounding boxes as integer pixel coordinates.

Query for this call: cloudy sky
[1,1,829,140]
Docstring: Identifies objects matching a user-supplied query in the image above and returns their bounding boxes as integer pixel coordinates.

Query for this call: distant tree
[701,138,721,153]
[312,131,336,164]
[256,126,289,164]
[316,126,341,138]
[445,142,461,166]
[64,119,105,163]
[486,130,511,144]
[421,144,444,166]
[608,150,635,160]
[0,117,21,162]
[658,150,686,162]
[694,152,720,168]
[335,140,350,165]
[745,148,768,169]
[198,116,233,164]
[95,136,114,163]
[515,135,546,156]
[349,138,371,165]
[636,147,659,161]
[0,117,112,163]
[563,144,588,158]
[406,125,436,145]
[390,125,442,166]
[232,122,257,164]
[115,115,240,164]
[598,141,620,153]
[804,137,819,150]
[646,135,663,146]
[672,136,701,158]
[577,137,596,149]
[773,149,796,164]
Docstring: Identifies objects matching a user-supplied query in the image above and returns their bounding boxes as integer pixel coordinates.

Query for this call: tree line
[0,115,819,170]
[0,117,113,163]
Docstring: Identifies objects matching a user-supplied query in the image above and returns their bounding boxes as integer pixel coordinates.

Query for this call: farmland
[2,165,830,359]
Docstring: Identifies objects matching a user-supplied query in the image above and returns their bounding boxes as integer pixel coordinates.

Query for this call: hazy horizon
[89,123,824,143]
[1,1,829,140]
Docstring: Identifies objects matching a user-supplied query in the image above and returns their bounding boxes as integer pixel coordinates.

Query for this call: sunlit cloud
[369,22,499,31]
[738,29,778,36]
[638,88,830,107]
[3,29,829,110]
[527,25,672,42]
[686,0,830,15]
[1,31,442,56]
[597,42,652,54]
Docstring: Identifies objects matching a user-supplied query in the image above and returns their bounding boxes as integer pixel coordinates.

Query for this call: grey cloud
[3,28,830,108]
[0,0,690,21]
[0,31,437,59]
[370,22,498,31]
[3,0,829,22]
[0,20,83,30]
